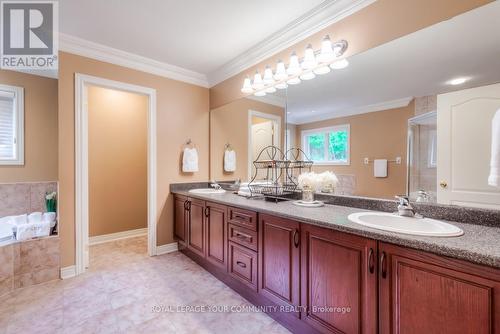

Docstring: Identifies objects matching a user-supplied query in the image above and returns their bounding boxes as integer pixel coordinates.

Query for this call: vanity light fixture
[330,58,349,69]
[242,36,348,96]
[448,77,467,85]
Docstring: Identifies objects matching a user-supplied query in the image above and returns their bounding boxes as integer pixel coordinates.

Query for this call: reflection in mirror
[210,90,286,183]
[284,1,500,206]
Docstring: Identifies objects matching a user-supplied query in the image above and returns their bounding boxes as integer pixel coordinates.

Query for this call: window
[301,124,350,165]
[0,85,24,165]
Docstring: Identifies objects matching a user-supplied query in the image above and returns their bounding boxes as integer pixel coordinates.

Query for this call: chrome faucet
[210,180,222,190]
[395,195,420,217]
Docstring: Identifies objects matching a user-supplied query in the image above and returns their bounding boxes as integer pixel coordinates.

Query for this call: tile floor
[0,236,291,334]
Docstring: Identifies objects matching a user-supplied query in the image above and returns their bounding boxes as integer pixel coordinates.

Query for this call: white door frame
[75,73,157,275]
[247,109,281,181]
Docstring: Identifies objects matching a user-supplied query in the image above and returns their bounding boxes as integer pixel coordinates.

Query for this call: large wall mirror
[210,2,500,209]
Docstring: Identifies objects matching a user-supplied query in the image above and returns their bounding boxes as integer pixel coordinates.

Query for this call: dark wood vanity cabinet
[173,195,188,249]
[259,214,301,316]
[301,224,377,334]
[378,242,500,334]
[205,202,227,269]
[186,198,206,258]
[173,195,500,334]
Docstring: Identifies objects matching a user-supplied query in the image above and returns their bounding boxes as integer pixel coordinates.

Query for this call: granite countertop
[172,190,500,269]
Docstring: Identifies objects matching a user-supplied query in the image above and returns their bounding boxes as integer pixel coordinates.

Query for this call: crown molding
[246,94,286,108]
[289,97,413,125]
[207,0,376,87]
[59,33,210,88]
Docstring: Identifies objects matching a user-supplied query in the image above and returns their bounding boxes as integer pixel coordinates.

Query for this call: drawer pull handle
[204,207,210,218]
[293,229,299,248]
[380,251,387,279]
[236,261,247,268]
[235,232,250,241]
[234,214,247,221]
[368,248,374,274]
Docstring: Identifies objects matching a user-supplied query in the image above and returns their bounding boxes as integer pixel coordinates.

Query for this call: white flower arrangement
[45,192,57,200]
[297,171,339,192]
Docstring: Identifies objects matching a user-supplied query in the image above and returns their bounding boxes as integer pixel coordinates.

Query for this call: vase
[302,186,314,202]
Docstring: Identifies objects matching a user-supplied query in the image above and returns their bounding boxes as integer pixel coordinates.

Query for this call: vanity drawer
[228,207,257,231]
[228,224,257,251]
[228,241,257,290]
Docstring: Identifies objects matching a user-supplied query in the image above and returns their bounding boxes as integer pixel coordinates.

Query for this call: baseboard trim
[156,242,178,255]
[89,228,147,246]
[60,266,76,279]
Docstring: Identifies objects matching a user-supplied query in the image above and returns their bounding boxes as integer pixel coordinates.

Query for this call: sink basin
[347,212,463,237]
[188,188,226,194]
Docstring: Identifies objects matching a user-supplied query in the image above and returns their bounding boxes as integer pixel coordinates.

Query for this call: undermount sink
[188,188,226,194]
[347,211,464,237]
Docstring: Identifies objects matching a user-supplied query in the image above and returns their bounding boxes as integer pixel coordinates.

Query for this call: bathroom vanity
[172,189,500,334]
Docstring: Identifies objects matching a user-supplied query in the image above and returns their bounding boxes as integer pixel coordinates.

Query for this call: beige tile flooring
[0,236,291,334]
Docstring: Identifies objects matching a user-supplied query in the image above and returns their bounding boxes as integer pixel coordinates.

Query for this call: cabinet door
[187,198,205,258]
[205,202,226,269]
[174,195,188,249]
[259,214,300,316]
[301,224,377,334]
[379,242,500,334]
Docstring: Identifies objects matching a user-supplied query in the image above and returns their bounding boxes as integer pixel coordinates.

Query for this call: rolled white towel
[224,149,236,172]
[43,212,56,224]
[11,214,28,225]
[28,212,43,224]
[488,109,500,187]
[182,147,199,172]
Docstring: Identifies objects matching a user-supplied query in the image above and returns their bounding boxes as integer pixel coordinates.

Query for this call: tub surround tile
[0,184,30,217]
[0,244,14,296]
[29,182,57,213]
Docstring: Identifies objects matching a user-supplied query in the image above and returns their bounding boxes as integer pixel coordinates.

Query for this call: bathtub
[0,223,13,243]
[0,212,57,242]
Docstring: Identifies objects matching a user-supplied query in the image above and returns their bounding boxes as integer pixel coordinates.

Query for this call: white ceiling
[284,1,500,124]
[59,0,332,82]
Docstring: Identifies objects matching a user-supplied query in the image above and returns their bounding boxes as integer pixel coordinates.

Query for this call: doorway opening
[247,110,281,181]
[75,74,157,276]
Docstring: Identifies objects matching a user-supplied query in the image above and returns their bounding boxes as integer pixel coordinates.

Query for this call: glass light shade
[265,86,277,93]
[263,66,275,85]
[301,44,317,70]
[299,71,315,80]
[317,35,335,63]
[287,77,301,85]
[254,90,266,97]
[330,58,349,69]
[275,82,288,89]
[313,66,331,75]
[274,60,288,81]
[252,71,264,89]
[241,77,254,93]
[287,52,302,76]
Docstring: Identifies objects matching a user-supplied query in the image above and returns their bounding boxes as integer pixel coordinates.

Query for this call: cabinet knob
[440,180,448,189]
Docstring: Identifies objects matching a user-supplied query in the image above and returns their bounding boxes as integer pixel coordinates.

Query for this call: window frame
[301,124,350,166]
[0,84,24,165]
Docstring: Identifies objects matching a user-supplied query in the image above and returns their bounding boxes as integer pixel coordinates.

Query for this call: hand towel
[182,147,199,172]
[374,159,388,178]
[224,149,236,172]
[28,212,43,223]
[488,109,500,187]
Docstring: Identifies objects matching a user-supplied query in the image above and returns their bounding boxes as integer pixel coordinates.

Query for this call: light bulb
[301,44,317,70]
[275,82,288,90]
[265,86,277,93]
[254,90,266,97]
[287,52,302,76]
[241,77,254,93]
[252,71,264,89]
[317,35,335,63]
[287,77,301,85]
[274,60,288,81]
[263,66,275,85]
[313,66,331,75]
[300,71,315,80]
[330,59,349,70]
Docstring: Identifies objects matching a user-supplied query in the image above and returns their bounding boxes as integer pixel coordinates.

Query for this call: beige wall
[210,98,284,182]
[88,86,148,237]
[296,101,414,199]
[209,0,491,109]
[0,70,58,183]
[58,52,209,267]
